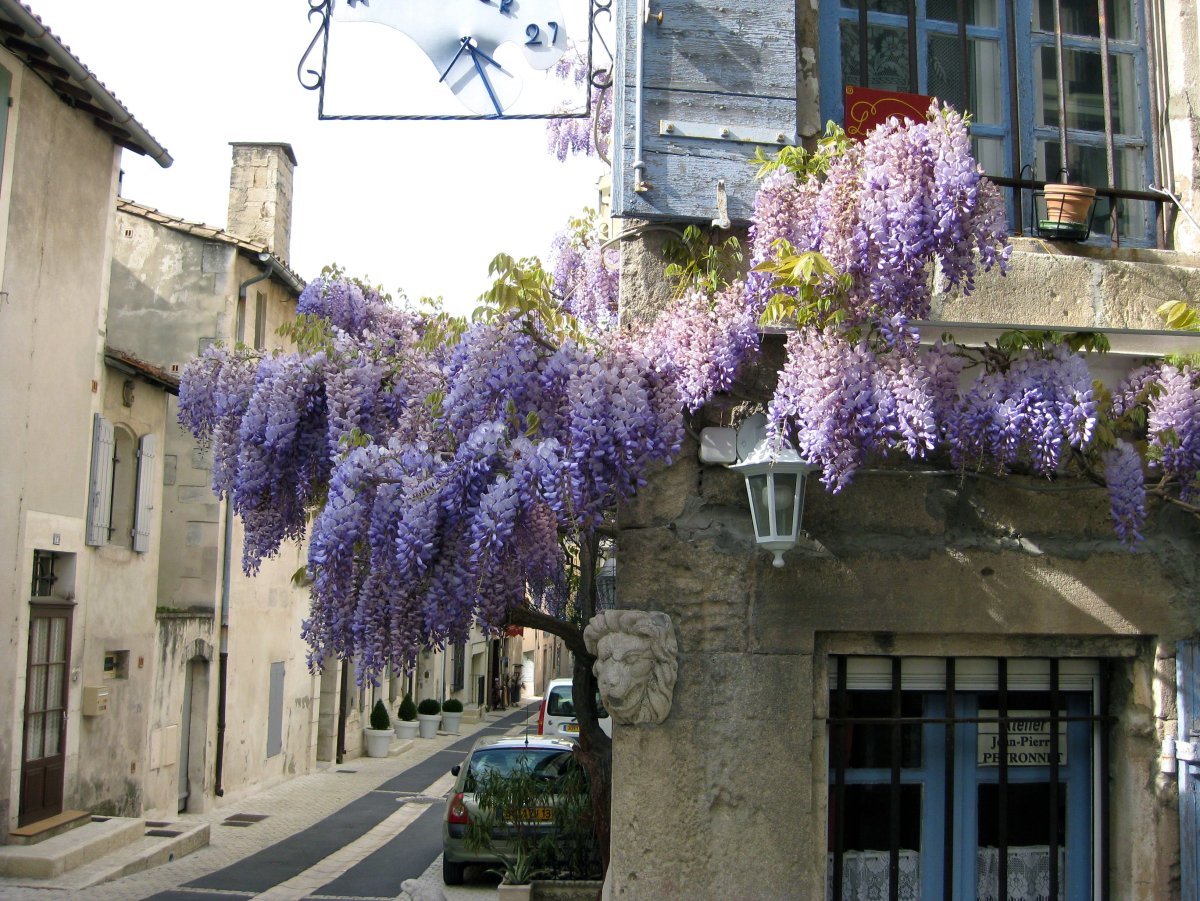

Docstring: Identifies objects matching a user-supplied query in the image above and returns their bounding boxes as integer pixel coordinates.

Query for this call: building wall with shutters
[0,38,125,834]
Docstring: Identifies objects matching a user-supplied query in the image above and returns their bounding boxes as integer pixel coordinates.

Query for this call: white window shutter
[132,432,157,553]
[86,414,115,546]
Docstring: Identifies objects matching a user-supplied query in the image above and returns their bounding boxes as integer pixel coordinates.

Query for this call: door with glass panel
[827,657,1105,900]
[19,605,72,826]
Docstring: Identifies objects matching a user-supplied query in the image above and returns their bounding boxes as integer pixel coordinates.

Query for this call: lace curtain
[827,847,1066,901]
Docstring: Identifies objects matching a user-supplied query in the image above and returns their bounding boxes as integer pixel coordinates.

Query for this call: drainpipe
[336,659,349,765]
[239,252,305,300]
[214,500,234,796]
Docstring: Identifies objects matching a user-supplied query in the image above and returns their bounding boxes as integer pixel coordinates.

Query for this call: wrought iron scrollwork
[297,0,332,93]
[298,0,614,121]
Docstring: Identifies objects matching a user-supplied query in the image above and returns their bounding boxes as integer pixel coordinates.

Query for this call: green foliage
[1156,300,1200,369]
[277,312,337,355]
[1157,300,1200,332]
[442,698,464,713]
[397,693,418,722]
[369,698,392,731]
[662,225,744,299]
[752,242,851,331]
[750,121,853,180]
[476,253,590,346]
[417,697,441,716]
[993,329,1111,356]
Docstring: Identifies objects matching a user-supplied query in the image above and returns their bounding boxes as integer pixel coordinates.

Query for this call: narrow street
[0,703,541,901]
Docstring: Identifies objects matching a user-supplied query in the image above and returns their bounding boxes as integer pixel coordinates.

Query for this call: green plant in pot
[394,692,419,740]
[416,697,441,739]
[441,697,464,734]
[464,763,553,893]
[363,698,393,758]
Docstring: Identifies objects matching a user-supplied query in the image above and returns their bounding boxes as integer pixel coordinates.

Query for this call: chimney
[227,143,298,263]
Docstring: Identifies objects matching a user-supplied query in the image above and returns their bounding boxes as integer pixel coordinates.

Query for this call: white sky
[29,0,607,315]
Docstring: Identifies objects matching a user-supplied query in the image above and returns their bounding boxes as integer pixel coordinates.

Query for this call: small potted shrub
[441,697,464,733]
[363,698,394,758]
[394,692,419,740]
[416,697,441,739]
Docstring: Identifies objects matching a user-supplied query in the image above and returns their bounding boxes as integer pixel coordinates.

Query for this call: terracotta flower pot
[1043,183,1096,225]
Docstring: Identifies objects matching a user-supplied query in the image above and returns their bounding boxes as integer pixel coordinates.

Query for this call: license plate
[563,723,579,733]
[518,806,555,822]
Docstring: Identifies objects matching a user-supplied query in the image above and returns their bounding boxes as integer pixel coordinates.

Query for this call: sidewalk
[0,701,542,901]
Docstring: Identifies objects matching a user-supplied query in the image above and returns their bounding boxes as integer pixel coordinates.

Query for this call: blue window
[819,0,1157,244]
[828,657,1106,900]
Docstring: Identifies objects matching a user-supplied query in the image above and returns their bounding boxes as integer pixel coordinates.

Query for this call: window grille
[827,656,1111,900]
[31,551,57,598]
[822,0,1164,246]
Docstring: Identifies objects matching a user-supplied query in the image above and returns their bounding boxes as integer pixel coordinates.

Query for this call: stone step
[7,810,90,846]
[0,816,143,878]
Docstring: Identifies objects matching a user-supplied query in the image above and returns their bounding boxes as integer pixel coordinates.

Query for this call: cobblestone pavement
[0,702,542,901]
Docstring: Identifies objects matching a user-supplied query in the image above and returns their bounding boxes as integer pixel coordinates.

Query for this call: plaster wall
[71,369,170,818]
[607,237,1200,901]
[0,47,121,832]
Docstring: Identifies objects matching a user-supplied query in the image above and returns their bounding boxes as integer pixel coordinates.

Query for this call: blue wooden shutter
[132,432,157,553]
[1179,641,1200,899]
[612,0,798,223]
[86,414,115,546]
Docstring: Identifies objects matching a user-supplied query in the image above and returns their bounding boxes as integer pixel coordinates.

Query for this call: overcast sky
[30,0,606,314]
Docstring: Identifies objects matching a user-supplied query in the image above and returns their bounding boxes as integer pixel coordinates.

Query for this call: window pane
[977,783,1068,899]
[1036,0,1133,40]
[30,618,49,665]
[830,784,922,898]
[747,474,770,540]
[928,0,998,27]
[27,664,47,711]
[830,691,923,769]
[840,22,912,92]
[972,136,1006,175]
[1038,47,1137,134]
[25,712,44,761]
[927,36,1002,124]
[771,473,798,536]
[841,0,911,13]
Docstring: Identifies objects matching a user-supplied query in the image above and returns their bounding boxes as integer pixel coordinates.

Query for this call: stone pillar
[226,143,297,263]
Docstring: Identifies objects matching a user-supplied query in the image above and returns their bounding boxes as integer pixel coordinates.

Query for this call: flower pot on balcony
[1038,183,1097,240]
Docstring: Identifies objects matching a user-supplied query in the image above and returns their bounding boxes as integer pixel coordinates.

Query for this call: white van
[537,677,613,738]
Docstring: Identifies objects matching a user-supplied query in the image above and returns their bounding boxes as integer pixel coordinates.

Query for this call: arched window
[86,414,157,552]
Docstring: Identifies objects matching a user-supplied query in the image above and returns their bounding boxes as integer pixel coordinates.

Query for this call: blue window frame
[828,657,1105,900]
[818,0,1157,245]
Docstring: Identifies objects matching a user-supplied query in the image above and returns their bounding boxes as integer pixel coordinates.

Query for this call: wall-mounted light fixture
[701,415,814,568]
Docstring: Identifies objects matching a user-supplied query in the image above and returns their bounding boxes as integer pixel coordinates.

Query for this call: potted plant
[394,692,419,740]
[441,697,464,733]
[464,763,553,899]
[363,698,394,758]
[416,697,441,739]
[1038,178,1097,241]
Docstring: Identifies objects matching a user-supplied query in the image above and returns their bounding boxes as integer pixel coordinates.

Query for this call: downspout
[214,501,234,796]
[336,659,349,765]
[240,252,306,300]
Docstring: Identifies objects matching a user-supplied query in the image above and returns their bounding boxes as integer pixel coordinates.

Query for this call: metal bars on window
[827,656,1111,901]
[842,0,1163,247]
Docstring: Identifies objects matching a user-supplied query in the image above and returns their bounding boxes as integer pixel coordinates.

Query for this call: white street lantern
[731,436,813,568]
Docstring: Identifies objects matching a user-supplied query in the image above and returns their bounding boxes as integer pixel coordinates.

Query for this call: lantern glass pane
[747,474,771,540]
[772,473,799,537]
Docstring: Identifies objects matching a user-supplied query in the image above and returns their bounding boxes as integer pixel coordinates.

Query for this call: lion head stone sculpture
[583,610,678,725]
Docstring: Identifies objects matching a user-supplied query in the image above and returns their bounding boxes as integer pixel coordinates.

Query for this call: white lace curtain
[827,847,1066,901]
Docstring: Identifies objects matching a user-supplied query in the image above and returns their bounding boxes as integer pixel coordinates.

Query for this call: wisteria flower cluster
[179,277,682,681]
[748,103,1011,338]
[546,52,613,162]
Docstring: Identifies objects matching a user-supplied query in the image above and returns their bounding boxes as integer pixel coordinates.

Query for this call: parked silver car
[441,735,581,885]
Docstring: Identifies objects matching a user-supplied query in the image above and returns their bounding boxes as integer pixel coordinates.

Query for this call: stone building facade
[606,0,1200,898]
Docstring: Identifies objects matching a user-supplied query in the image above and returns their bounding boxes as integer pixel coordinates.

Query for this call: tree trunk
[507,530,613,872]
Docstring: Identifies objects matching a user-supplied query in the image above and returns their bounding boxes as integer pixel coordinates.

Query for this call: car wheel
[442,857,466,885]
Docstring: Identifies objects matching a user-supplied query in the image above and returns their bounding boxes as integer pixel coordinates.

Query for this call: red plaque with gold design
[843,85,934,141]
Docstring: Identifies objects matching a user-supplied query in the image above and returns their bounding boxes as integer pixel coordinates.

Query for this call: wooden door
[19,606,72,826]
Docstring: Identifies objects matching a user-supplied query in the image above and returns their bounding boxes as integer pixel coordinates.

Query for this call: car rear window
[466,747,576,787]
[547,686,608,720]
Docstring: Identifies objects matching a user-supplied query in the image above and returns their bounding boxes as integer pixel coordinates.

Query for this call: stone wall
[607,237,1200,900]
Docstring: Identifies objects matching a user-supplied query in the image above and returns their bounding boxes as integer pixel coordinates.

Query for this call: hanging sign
[978,710,1067,767]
